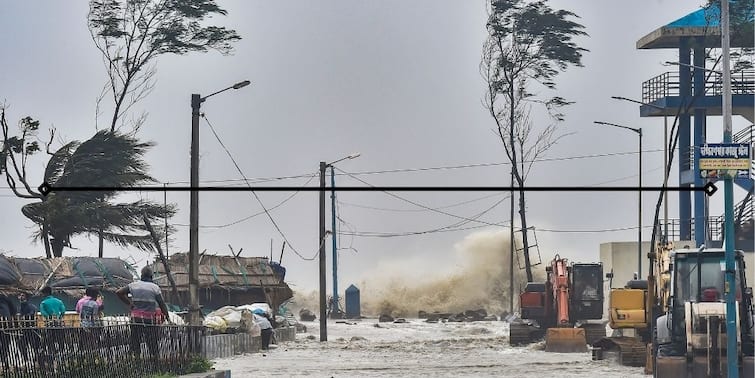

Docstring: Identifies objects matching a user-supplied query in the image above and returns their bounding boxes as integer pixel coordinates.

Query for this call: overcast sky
[0,1,750,293]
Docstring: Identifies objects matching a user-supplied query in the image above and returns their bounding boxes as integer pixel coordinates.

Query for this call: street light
[319,153,360,341]
[594,121,643,278]
[189,79,251,325]
[611,96,670,243]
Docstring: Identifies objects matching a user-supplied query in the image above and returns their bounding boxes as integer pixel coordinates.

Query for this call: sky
[0,1,751,294]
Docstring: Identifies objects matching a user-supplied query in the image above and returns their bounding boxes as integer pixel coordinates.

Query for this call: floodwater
[212,319,647,377]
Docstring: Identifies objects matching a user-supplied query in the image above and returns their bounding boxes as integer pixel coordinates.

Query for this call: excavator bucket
[545,328,588,353]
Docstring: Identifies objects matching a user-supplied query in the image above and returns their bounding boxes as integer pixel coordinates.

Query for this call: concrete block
[179,369,231,378]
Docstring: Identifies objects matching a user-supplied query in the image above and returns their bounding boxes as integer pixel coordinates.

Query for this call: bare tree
[88,0,241,132]
[0,107,56,256]
[481,0,587,281]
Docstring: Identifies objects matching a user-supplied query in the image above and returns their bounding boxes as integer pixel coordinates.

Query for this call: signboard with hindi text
[699,143,752,179]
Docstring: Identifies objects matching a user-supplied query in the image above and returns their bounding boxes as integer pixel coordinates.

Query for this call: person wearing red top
[116,266,170,360]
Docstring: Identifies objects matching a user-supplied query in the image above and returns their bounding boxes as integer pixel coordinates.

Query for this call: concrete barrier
[274,326,296,342]
[179,369,232,378]
[202,327,296,359]
[203,333,261,359]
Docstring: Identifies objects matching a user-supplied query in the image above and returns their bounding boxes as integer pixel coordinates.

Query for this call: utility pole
[188,80,250,326]
[720,1,737,375]
[638,128,643,278]
[317,153,360,341]
[663,116,669,242]
[189,93,201,326]
[331,166,340,317]
[319,161,327,341]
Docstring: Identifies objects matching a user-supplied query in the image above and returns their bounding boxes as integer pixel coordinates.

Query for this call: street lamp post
[189,80,250,325]
[319,153,360,341]
[594,121,643,278]
[611,96,670,242]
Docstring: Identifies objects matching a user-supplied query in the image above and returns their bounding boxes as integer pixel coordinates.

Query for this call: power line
[173,173,318,228]
[335,167,510,227]
[337,194,510,237]
[337,192,506,212]
[202,114,319,261]
[339,149,667,176]
[163,173,315,186]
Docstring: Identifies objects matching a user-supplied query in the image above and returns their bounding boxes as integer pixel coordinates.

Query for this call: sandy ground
[212,319,647,378]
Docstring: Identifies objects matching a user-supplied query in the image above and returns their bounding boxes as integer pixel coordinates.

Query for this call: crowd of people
[0,266,176,371]
[0,265,279,373]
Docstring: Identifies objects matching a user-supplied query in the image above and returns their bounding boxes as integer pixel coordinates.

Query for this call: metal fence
[0,317,205,378]
[642,70,755,104]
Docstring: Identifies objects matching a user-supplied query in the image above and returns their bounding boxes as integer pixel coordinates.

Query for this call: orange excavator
[509,254,606,352]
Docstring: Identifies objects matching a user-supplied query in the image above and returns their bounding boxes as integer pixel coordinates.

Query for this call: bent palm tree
[22,130,175,257]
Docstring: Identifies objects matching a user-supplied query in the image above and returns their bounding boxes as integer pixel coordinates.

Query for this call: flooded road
[212,319,647,377]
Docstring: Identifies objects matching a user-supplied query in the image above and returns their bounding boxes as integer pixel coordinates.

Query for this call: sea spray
[290,229,546,317]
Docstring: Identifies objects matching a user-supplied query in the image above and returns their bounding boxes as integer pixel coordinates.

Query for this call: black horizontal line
[45,186,709,192]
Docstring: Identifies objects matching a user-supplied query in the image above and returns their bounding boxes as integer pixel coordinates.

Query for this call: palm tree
[21,130,175,257]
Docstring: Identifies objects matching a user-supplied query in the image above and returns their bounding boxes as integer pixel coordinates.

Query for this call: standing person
[77,288,104,360]
[39,286,66,370]
[254,312,274,350]
[77,288,104,328]
[39,286,66,325]
[0,294,18,372]
[116,266,171,361]
[16,292,40,366]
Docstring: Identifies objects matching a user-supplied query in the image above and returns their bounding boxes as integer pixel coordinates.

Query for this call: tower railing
[642,70,755,104]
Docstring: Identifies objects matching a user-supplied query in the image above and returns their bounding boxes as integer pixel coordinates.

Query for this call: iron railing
[0,317,205,378]
[658,197,753,243]
[642,70,755,104]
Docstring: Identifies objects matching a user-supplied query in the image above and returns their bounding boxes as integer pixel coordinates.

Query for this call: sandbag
[203,315,227,332]
[222,310,242,329]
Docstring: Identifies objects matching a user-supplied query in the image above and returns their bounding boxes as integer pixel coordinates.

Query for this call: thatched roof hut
[149,252,293,314]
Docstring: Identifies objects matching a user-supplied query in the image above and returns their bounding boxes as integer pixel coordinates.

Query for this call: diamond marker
[703,182,718,197]
[38,182,51,196]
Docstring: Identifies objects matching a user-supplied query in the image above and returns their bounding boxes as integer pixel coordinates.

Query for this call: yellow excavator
[594,241,673,367]
[597,242,755,377]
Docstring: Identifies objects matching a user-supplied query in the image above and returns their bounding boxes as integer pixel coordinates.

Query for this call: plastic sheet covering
[237,303,272,316]
[0,255,136,292]
[0,255,21,285]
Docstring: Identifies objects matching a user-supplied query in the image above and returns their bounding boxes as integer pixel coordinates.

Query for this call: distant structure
[150,252,293,314]
[636,2,754,250]
[345,284,361,319]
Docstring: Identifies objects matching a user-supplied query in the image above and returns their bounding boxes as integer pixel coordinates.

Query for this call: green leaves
[88,0,241,131]
[89,0,240,57]
[23,131,175,256]
[485,0,587,115]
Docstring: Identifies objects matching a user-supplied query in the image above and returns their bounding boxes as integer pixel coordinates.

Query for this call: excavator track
[581,324,607,346]
[509,322,542,346]
[593,337,647,367]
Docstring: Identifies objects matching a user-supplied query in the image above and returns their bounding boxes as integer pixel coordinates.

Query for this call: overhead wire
[201,113,319,261]
[335,167,510,227]
[337,192,506,212]
[172,172,318,228]
[333,162,670,237]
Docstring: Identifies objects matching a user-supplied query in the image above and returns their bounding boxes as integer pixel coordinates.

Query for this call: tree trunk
[98,228,104,258]
[143,214,180,305]
[517,183,532,283]
[42,224,52,259]
[51,237,64,258]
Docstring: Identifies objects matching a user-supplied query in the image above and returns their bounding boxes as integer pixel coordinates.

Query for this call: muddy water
[212,319,647,377]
